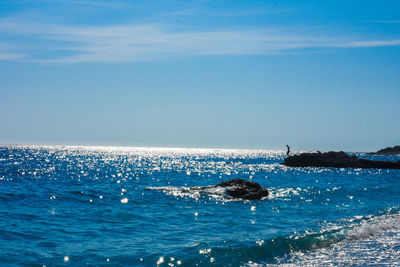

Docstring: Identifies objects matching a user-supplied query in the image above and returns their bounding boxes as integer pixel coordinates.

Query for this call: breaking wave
[141,211,400,266]
[146,186,238,202]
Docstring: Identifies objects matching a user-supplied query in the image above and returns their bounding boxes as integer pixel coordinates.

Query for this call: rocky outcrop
[283,151,400,169]
[192,179,269,200]
[368,146,400,155]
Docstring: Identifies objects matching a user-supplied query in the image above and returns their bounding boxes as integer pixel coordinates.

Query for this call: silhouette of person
[286,145,290,156]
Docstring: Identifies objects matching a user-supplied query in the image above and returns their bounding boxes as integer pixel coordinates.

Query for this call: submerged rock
[368,146,400,155]
[283,151,400,169]
[191,178,269,200]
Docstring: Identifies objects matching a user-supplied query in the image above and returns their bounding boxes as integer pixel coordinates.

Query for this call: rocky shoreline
[282,151,400,169]
[367,146,400,155]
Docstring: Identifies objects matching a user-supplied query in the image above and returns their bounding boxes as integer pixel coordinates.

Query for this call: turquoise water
[1,145,400,266]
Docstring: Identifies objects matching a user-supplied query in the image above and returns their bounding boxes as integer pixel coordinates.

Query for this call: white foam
[146,185,243,202]
[265,211,400,266]
[345,212,400,241]
[268,187,305,199]
[146,186,200,200]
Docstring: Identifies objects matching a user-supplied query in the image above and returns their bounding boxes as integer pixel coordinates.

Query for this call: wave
[275,211,400,266]
[345,211,400,241]
[146,185,235,202]
[146,185,339,202]
[141,211,400,266]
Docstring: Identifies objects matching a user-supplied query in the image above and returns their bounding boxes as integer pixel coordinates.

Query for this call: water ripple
[0,145,399,266]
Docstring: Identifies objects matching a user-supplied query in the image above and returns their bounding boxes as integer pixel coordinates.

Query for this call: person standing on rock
[286,145,290,156]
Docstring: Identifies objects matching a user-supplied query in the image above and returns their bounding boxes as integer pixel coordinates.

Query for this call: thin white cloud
[0,42,25,60]
[339,39,400,48]
[20,0,125,8]
[66,0,125,7]
[0,19,399,63]
[170,6,296,17]
[0,52,24,60]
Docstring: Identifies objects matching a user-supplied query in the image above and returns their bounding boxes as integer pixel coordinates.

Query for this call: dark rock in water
[283,151,400,169]
[192,179,269,200]
[216,179,269,200]
[367,145,400,155]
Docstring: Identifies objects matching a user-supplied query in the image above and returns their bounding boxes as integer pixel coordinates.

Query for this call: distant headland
[282,151,400,169]
[367,145,400,155]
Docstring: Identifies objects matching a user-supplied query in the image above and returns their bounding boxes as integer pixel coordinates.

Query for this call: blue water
[1,145,400,266]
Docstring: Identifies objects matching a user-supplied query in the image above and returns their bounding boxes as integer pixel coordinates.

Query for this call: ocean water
[1,145,400,266]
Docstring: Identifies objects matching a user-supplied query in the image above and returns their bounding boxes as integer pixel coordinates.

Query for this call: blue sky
[1,0,399,151]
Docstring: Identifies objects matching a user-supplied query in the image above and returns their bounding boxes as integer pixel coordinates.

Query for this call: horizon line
[0,143,382,153]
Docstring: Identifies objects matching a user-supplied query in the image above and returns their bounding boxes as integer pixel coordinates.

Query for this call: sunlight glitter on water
[1,145,400,266]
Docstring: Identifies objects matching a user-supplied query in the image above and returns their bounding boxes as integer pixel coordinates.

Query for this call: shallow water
[0,145,399,266]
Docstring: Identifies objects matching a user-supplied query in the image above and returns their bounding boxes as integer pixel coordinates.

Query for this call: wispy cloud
[21,0,125,8]
[65,0,125,7]
[0,18,399,63]
[338,39,400,48]
[0,42,25,60]
[169,6,296,17]
[0,52,24,61]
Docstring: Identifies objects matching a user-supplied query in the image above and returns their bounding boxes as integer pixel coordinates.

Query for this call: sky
[0,0,399,151]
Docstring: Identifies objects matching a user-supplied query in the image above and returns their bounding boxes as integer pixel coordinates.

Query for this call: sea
[1,145,400,266]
